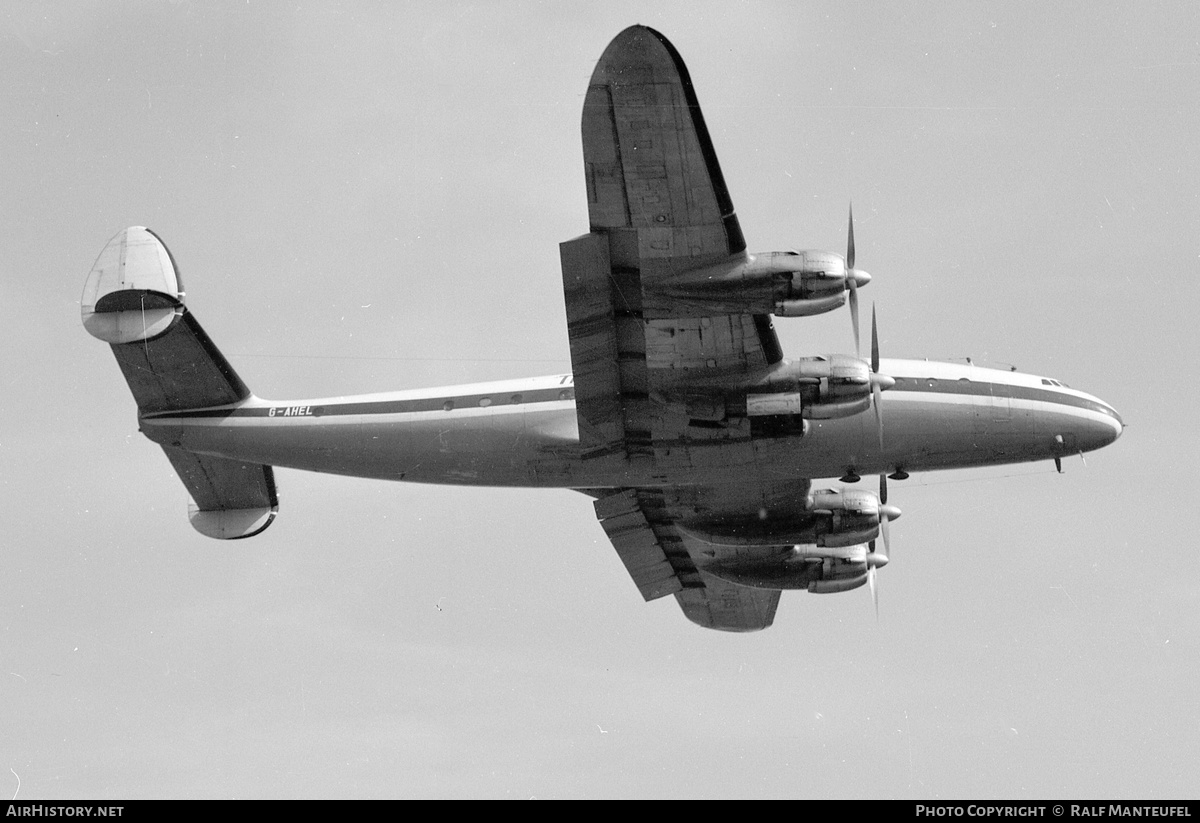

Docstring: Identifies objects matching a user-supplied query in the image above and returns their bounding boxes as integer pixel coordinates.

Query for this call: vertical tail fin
[83,227,278,539]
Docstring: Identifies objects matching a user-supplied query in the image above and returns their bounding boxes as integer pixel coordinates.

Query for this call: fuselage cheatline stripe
[141,378,1115,423]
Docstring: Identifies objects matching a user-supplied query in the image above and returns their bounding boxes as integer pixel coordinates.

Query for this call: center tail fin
[83,227,278,539]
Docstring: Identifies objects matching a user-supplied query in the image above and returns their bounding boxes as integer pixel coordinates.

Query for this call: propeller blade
[877,475,898,558]
[873,381,884,448]
[868,564,878,620]
[847,205,860,357]
[871,305,884,446]
[866,536,886,621]
[847,204,856,270]
[871,303,880,374]
[849,282,861,358]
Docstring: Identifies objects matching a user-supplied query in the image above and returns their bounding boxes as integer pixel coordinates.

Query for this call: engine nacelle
[808,487,901,548]
[808,575,869,594]
[773,250,871,317]
[746,355,873,420]
[702,543,885,592]
[801,543,887,594]
[675,487,899,552]
[650,251,869,318]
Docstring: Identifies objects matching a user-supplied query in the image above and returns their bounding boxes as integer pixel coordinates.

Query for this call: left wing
[589,478,810,632]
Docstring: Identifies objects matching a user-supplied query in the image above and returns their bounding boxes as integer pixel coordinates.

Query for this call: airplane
[81,26,1122,632]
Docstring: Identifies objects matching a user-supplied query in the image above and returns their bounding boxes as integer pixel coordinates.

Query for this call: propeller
[844,206,874,357]
[845,207,885,443]
[866,540,883,619]
[867,305,895,448]
[847,205,861,357]
[865,474,900,619]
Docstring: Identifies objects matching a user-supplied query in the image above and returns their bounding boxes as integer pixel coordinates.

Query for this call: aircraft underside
[82,26,1122,631]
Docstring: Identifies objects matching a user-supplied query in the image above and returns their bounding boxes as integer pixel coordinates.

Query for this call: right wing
[563,26,783,461]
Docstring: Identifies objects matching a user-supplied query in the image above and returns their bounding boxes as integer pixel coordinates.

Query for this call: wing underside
[589,477,809,632]
[565,27,801,631]
[564,25,783,461]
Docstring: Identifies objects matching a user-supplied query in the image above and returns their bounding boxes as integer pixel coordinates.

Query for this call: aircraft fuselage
[138,358,1123,489]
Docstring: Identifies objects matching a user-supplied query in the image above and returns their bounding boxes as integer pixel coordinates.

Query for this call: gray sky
[2,0,1197,799]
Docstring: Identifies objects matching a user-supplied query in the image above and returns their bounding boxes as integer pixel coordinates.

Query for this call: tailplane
[83,227,277,539]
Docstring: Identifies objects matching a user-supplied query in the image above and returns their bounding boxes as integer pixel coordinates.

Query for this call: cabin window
[559,388,575,401]
[478,397,491,407]
[510,394,523,404]
[443,400,454,411]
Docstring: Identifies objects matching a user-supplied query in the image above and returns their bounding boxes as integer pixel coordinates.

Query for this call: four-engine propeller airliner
[82,26,1122,631]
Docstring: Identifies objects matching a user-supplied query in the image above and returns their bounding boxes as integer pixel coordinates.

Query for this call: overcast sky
[2,0,1197,799]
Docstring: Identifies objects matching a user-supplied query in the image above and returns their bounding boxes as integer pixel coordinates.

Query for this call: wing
[563,25,783,460]
[565,28,810,631]
[582,25,745,260]
[588,477,810,632]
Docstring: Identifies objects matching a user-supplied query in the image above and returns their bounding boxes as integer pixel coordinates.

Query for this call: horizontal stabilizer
[85,228,277,539]
[163,446,278,539]
[83,227,249,413]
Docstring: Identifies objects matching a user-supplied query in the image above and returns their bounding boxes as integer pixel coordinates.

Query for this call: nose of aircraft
[1081,396,1124,452]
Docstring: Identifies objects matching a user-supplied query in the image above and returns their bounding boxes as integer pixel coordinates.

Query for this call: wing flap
[561,234,625,458]
[593,489,685,601]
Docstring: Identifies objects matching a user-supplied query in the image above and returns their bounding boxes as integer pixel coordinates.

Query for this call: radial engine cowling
[808,486,901,548]
[802,544,887,593]
[703,543,886,592]
[652,251,868,318]
[773,250,869,317]
[746,354,874,419]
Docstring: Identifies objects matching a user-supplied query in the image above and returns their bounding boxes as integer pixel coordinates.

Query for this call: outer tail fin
[83,227,278,539]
